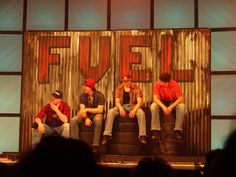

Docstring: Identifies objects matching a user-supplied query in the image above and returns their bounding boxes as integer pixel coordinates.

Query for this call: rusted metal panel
[21,29,210,155]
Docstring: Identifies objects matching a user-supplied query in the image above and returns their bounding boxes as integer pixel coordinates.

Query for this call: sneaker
[151,130,161,141]
[139,136,147,144]
[101,135,112,145]
[174,130,183,140]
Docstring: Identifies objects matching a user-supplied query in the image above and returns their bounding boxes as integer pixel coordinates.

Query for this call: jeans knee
[94,119,102,128]
[176,103,185,112]
[136,109,145,119]
[150,103,160,113]
[63,123,70,128]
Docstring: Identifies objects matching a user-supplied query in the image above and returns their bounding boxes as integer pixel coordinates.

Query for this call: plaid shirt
[35,101,70,127]
[115,83,143,107]
[80,90,105,118]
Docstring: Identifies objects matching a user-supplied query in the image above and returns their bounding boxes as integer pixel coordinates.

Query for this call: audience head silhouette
[202,148,222,176]
[130,156,175,177]
[207,129,236,177]
[6,136,100,177]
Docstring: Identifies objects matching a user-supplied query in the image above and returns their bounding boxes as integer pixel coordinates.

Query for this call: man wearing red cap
[70,79,105,152]
[32,90,70,148]
[101,71,147,145]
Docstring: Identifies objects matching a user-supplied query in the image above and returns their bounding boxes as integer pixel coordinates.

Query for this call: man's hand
[129,109,136,118]
[50,103,59,112]
[119,108,126,117]
[162,107,171,115]
[85,118,93,126]
[37,124,45,134]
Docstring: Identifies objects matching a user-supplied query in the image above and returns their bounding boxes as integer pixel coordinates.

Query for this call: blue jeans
[103,104,147,137]
[70,114,103,146]
[150,102,185,131]
[32,123,70,148]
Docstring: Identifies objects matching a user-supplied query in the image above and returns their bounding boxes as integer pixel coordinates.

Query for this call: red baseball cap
[83,79,96,88]
[122,71,131,81]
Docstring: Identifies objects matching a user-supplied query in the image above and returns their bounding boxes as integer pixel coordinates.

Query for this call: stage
[98,155,204,177]
[0,154,204,177]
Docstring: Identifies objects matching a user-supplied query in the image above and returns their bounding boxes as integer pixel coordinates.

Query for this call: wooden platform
[99,155,204,170]
[80,111,187,156]
[0,157,17,165]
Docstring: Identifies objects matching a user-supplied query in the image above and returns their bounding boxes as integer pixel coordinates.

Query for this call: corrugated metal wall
[21,29,210,155]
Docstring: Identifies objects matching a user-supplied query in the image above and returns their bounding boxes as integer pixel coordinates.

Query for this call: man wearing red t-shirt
[150,73,185,141]
[32,90,70,148]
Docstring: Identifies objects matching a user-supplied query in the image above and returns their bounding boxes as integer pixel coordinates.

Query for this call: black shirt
[123,90,130,104]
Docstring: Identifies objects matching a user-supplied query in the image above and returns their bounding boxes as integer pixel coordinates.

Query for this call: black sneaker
[101,135,112,145]
[151,130,161,141]
[174,130,183,140]
[139,136,147,144]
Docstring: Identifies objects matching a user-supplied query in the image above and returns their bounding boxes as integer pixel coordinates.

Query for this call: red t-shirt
[154,80,183,102]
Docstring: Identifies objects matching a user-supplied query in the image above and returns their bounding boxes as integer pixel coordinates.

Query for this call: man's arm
[115,98,126,117]
[115,98,123,110]
[168,96,184,111]
[35,117,43,126]
[86,105,104,114]
[132,97,143,113]
[153,95,167,110]
[34,106,46,127]
[129,97,143,118]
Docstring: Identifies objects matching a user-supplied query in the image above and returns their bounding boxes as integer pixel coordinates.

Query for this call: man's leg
[92,114,103,146]
[70,115,84,140]
[136,108,147,144]
[150,102,161,131]
[32,124,54,148]
[32,128,42,149]
[103,107,119,136]
[55,123,70,138]
[174,103,185,130]
[101,107,119,145]
[136,108,147,137]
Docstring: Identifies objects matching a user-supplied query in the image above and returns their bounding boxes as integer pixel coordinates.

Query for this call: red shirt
[154,80,183,102]
[35,101,70,127]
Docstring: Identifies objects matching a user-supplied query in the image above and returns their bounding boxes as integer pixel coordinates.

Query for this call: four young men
[32,72,185,149]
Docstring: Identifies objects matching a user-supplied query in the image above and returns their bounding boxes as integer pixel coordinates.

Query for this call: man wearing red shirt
[150,73,185,141]
[32,90,70,148]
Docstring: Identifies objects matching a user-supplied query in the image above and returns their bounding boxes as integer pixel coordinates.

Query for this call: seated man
[32,90,70,148]
[101,71,147,145]
[70,79,105,152]
[150,72,185,141]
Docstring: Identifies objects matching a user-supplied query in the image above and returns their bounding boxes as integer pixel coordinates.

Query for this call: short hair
[159,73,171,82]
[131,157,175,177]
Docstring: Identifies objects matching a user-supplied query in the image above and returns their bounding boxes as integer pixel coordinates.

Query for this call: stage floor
[1,154,205,171]
[99,155,204,170]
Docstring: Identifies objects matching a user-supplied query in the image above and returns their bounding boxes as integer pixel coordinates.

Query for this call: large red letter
[161,34,194,82]
[79,36,111,82]
[38,36,70,84]
[120,35,152,82]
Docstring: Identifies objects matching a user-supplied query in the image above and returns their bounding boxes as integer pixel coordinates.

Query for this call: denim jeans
[103,104,147,137]
[70,114,103,146]
[32,123,70,149]
[150,102,185,131]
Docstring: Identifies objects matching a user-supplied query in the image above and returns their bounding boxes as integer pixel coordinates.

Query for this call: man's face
[84,85,92,94]
[160,81,169,87]
[51,96,61,104]
[123,79,131,87]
